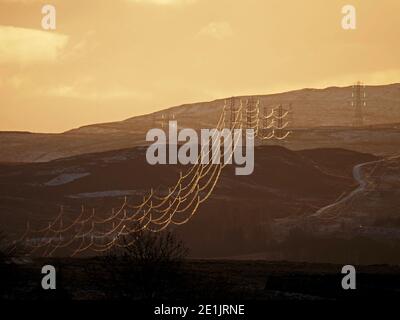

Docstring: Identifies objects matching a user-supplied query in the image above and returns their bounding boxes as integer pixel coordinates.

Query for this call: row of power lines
[226,97,292,141]
[152,81,369,130]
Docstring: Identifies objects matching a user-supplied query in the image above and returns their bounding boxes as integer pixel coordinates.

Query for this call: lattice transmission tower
[244,98,259,130]
[160,112,175,129]
[351,81,367,127]
[230,97,236,129]
[274,104,290,140]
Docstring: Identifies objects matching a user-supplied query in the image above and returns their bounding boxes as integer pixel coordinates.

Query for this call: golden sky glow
[0,0,399,132]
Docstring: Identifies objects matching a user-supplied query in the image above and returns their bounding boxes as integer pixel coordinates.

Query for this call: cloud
[128,0,197,5]
[0,26,68,65]
[198,22,233,40]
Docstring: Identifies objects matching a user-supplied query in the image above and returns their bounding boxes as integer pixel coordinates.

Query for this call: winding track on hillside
[312,154,400,218]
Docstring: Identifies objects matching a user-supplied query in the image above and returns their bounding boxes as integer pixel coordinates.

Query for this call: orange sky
[0,0,399,133]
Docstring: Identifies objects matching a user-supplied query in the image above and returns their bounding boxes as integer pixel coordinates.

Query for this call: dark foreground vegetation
[2,230,400,301]
[2,259,400,301]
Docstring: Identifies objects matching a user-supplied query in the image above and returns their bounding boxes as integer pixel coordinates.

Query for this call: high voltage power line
[12,98,292,257]
[258,104,291,140]
[14,100,242,257]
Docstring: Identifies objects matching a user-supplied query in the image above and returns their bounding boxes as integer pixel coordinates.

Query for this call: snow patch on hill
[68,190,145,198]
[45,173,90,186]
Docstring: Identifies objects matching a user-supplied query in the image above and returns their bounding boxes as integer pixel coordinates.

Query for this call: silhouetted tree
[103,230,188,299]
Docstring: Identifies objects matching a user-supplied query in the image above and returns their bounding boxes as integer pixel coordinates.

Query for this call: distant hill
[0,145,376,257]
[0,83,399,162]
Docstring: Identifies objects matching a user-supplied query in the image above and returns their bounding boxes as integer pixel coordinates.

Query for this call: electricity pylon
[241,97,258,134]
[351,81,367,127]
[161,112,175,129]
[275,105,288,139]
[229,97,237,129]
[259,104,291,141]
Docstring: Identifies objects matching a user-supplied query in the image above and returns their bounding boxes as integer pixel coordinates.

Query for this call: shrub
[103,230,188,300]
